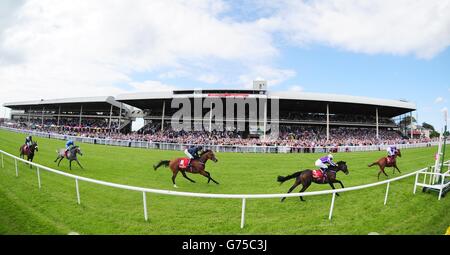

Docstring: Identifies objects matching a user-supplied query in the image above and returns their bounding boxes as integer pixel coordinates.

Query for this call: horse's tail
[153,160,171,171]
[277,171,302,184]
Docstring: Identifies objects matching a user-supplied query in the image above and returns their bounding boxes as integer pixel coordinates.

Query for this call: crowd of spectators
[2,119,435,148]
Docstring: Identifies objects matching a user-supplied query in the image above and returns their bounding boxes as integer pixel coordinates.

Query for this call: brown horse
[19,142,38,168]
[277,161,349,202]
[368,149,401,179]
[153,150,219,188]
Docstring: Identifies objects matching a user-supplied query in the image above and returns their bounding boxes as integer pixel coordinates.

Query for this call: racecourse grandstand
[3,96,136,134]
[3,82,427,148]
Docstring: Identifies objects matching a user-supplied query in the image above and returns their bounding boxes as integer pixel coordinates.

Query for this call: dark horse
[368,149,401,179]
[153,149,219,188]
[54,146,84,170]
[277,161,349,202]
[19,142,38,168]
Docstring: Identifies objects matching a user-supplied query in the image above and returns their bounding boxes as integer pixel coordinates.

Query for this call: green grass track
[0,129,449,234]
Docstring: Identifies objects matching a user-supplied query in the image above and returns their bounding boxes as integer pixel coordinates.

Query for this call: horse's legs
[181,171,195,183]
[281,179,301,202]
[57,157,64,166]
[328,182,339,197]
[378,166,388,180]
[205,171,219,184]
[172,170,179,188]
[393,164,401,174]
[334,180,345,189]
[54,155,60,162]
[69,160,72,170]
[298,182,311,202]
[76,159,84,169]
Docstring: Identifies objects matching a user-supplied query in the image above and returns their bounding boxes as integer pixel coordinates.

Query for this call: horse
[368,149,401,179]
[54,146,84,170]
[277,161,349,202]
[153,149,219,188]
[19,142,38,168]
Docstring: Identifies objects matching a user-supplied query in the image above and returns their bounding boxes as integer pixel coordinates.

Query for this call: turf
[0,129,449,235]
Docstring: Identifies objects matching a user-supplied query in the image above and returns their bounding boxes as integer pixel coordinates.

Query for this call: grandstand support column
[410,111,413,139]
[161,101,166,132]
[209,101,212,132]
[79,105,83,127]
[41,106,45,126]
[108,105,113,131]
[28,106,31,123]
[326,104,330,141]
[376,108,379,139]
[263,98,267,140]
[57,106,61,127]
[118,103,122,133]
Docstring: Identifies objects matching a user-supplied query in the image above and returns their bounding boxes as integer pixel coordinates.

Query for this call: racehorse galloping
[54,146,84,170]
[153,150,219,188]
[368,149,401,179]
[19,142,38,168]
[277,161,349,202]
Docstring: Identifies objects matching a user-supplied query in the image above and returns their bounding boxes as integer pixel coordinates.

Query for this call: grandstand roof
[3,96,127,112]
[116,89,416,118]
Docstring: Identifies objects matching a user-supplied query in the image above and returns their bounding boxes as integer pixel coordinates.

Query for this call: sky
[0,0,449,130]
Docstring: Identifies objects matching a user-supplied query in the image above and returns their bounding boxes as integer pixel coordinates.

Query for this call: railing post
[143,192,148,221]
[240,198,246,229]
[384,182,390,205]
[413,172,419,194]
[438,174,444,201]
[329,193,336,220]
[75,178,80,204]
[37,167,41,189]
[15,159,18,177]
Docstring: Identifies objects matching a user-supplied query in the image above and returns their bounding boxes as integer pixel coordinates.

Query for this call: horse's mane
[200,149,212,156]
[336,161,346,165]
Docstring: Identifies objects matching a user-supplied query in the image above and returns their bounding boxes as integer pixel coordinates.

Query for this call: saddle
[23,145,30,154]
[387,156,395,164]
[312,169,327,183]
[178,158,194,172]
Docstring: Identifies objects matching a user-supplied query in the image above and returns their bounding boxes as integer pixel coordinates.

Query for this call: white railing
[0,148,434,229]
[414,161,450,200]
[0,126,439,154]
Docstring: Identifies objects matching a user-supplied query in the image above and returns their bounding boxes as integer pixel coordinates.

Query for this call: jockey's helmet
[328,154,333,159]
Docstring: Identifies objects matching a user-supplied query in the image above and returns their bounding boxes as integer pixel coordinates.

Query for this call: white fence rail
[414,162,450,200]
[0,126,439,154]
[0,149,438,229]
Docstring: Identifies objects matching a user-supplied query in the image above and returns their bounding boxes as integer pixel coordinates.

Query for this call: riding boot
[321,168,327,182]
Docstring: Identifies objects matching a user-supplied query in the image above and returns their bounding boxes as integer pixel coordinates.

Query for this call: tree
[430,130,440,138]
[422,122,435,131]
[399,116,416,126]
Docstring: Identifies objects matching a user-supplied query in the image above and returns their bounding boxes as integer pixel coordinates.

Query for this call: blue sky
[0,0,449,129]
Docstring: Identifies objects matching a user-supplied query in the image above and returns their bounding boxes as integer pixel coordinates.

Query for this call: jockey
[315,154,336,175]
[386,146,397,158]
[25,135,33,146]
[24,135,33,151]
[65,140,75,156]
[184,145,204,168]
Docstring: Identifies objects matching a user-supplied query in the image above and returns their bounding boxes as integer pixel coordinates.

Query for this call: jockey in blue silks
[65,140,75,156]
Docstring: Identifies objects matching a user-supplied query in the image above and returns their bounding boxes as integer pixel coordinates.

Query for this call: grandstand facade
[3,85,418,146]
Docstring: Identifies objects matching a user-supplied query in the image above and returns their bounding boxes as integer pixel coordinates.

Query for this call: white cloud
[0,0,279,117]
[435,97,444,103]
[259,0,450,59]
[128,80,177,92]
